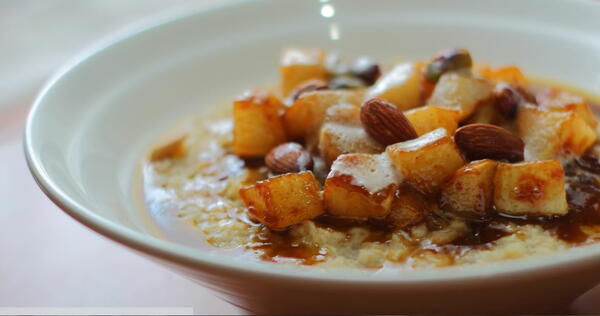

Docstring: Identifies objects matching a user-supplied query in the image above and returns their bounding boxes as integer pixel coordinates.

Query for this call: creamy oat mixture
[143,48,600,269]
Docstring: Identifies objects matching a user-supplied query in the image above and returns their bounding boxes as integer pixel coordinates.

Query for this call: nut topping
[424,48,472,83]
[454,123,524,162]
[265,142,314,174]
[493,83,534,118]
[360,98,418,146]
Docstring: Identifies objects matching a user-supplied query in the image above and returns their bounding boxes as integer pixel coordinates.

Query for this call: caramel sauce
[250,228,326,265]
[452,221,510,246]
[251,158,600,264]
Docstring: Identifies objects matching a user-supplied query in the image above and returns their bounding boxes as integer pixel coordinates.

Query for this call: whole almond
[360,98,418,146]
[454,124,524,162]
[265,142,313,174]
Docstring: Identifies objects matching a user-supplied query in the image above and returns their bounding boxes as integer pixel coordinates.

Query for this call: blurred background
[0,0,599,314]
[0,1,238,314]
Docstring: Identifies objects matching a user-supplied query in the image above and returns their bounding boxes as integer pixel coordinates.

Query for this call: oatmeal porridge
[143,48,600,269]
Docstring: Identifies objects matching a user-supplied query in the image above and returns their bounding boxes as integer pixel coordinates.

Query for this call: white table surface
[1,1,599,314]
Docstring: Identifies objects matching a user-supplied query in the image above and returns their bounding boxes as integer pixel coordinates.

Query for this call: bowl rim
[23,0,600,283]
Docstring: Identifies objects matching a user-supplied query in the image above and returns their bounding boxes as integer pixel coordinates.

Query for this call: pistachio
[424,48,472,83]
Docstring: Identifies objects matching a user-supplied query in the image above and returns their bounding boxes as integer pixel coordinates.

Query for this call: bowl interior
[26,0,600,277]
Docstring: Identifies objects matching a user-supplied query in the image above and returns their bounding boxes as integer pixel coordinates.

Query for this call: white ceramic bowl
[25,0,600,313]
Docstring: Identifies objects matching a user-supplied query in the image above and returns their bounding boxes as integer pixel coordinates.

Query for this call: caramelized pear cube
[365,62,424,111]
[404,105,461,136]
[427,71,494,120]
[283,89,364,141]
[440,159,498,219]
[324,153,399,219]
[239,171,324,229]
[386,185,430,229]
[232,91,287,157]
[386,128,465,195]
[517,104,596,160]
[280,48,328,96]
[317,104,383,166]
[493,160,568,216]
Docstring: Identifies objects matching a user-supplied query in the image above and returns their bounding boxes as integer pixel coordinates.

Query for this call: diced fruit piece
[150,134,188,162]
[404,105,461,136]
[536,88,598,130]
[386,128,465,195]
[284,89,364,140]
[493,160,568,216]
[365,62,424,111]
[386,185,430,229]
[318,104,383,166]
[265,142,313,175]
[477,65,527,86]
[440,159,498,219]
[324,103,362,125]
[280,48,328,96]
[239,171,324,229]
[318,122,383,167]
[233,91,287,157]
[324,153,400,219]
[517,104,596,160]
[426,71,494,120]
[424,48,472,83]
[360,98,418,146]
[465,103,504,126]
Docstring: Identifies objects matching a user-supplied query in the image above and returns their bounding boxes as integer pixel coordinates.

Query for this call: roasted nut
[454,123,524,162]
[290,79,329,101]
[424,48,472,83]
[493,83,522,118]
[576,144,600,174]
[265,142,313,174]
[360,98,418,146]
[351,56,381,85]
[493,83,534,118]
[329,75,366,90]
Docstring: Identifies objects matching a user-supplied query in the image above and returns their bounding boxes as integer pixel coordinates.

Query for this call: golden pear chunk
[386,128,465,195]
[493,160,568,216]
[240,171,324,230]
